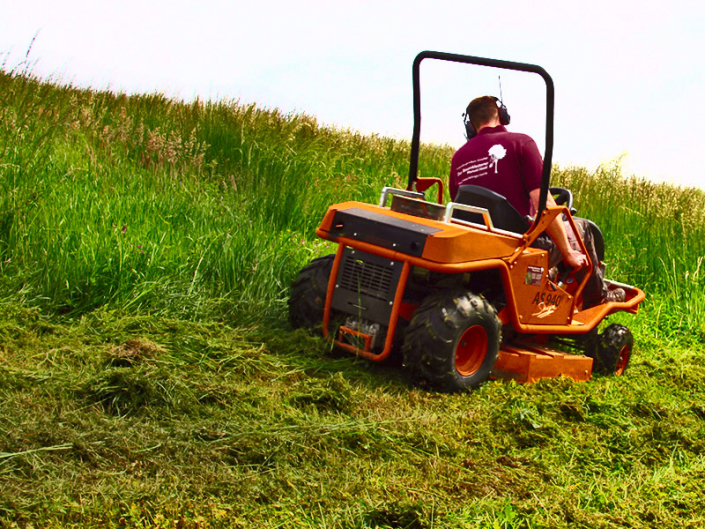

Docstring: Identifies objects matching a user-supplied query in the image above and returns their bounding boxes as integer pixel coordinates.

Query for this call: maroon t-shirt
[449,125,543,217]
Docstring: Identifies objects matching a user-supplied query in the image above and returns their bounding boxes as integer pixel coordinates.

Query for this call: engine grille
[331,247,404,325]
[339,256,394,300]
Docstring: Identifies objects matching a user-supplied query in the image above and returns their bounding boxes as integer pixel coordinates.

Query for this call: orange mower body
[289,51,644,392]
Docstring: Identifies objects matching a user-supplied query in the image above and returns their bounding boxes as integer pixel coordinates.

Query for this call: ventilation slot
[339,257,394,301]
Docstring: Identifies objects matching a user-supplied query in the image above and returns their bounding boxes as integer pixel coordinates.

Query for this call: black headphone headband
[463,96,511,140]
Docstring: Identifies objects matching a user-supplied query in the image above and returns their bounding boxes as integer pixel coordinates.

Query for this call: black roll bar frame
[408,50,555,219]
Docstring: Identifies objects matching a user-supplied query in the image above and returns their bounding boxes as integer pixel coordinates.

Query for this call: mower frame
[290,51,645,390]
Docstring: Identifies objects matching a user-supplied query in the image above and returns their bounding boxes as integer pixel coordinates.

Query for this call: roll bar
[408,50,555,219]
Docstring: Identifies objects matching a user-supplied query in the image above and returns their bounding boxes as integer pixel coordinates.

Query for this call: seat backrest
[453,185,529,234]
[575,217,605,262]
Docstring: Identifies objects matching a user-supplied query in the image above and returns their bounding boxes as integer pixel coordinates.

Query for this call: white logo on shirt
[488,144,507,173]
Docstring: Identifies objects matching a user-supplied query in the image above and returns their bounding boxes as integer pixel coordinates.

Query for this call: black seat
[578,218,605,262]
[453,185,529,234]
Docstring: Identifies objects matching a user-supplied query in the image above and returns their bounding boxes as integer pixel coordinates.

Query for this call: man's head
[464,96,511,138]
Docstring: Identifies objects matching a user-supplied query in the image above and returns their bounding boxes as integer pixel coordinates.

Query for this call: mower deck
[492,342,593,384]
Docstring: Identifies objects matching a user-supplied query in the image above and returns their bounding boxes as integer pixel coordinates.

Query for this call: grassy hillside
[0,67,453,322]
[1,66,705,528]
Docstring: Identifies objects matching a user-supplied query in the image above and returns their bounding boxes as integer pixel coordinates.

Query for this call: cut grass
[2,303,705,528]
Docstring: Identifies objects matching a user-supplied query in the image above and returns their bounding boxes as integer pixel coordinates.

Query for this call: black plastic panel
[330,247,404,324]
[330,208,440,257]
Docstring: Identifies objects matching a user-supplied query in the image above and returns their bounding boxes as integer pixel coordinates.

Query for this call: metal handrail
[379,187,526,236]
[443,203,494,229]
[379,187,425,207]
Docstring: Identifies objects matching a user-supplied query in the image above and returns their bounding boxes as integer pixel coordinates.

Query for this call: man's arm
[529,189,588,270]
[449,154,459,200]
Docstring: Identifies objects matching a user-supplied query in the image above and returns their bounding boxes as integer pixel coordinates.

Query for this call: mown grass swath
[2,305,705,528]
[1,64,705,528]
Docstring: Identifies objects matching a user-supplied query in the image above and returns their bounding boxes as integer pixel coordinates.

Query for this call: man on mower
[449,95,624,306]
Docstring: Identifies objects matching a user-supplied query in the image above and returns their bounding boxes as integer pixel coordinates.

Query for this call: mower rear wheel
[288,254,335,329]
[588,324,633,376]
[403,290,500,392]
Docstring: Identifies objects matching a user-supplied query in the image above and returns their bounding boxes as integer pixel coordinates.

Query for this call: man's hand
[564,250,589,270]
[528,189,590,271]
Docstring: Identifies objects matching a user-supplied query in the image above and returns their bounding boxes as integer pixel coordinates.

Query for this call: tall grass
[0,67,449,319]
[0,66,704,338]
[553,162,705,340]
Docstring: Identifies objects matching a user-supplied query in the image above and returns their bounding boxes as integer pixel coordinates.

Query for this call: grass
[2,303,705,528]
[0,65,450,320]
[1,64,705,527]
[552,161,705,341]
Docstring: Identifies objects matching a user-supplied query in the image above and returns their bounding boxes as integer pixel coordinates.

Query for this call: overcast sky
[2,0,704,189]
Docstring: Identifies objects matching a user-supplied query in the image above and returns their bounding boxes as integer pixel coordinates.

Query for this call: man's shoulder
[452,140,478,162]
[453,129,538,158]
[493,130,536,145]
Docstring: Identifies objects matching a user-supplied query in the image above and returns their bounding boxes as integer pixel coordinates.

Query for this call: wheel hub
[615,344,631,376]
[455,325,488,376]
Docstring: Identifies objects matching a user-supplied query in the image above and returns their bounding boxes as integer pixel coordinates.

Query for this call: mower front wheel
[588,324,633,376]
[403,290,500,392]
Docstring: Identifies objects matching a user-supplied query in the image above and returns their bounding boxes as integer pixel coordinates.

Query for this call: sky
[2,0,705,190]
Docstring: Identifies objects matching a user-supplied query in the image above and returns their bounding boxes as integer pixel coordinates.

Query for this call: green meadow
[1,65,705,528]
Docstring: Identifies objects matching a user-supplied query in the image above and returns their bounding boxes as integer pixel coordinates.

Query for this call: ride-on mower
[289,51,645,392]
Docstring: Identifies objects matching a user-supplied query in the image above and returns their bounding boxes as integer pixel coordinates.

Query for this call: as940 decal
[532,291,563,307]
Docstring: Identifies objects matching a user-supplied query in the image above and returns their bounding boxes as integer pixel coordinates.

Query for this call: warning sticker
[525,265,544,286]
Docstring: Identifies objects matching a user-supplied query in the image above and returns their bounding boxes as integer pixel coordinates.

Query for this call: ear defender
[495,97,511,126]
[463,97,511,140]
[463,111,476,140]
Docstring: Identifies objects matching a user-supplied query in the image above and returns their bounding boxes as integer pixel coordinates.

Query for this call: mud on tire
[403,290,500,392]
[289,255,335,329]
